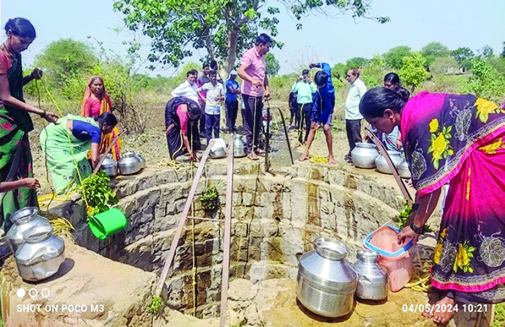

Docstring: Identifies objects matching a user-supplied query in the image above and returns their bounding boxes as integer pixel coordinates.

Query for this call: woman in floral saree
[360,88,505,325]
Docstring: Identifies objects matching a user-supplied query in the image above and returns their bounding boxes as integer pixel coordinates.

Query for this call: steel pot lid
[122,151,136,158]
[355,142,376,149]
[357,249,379,262]
[314,238,348,260]
[11,207,39,224]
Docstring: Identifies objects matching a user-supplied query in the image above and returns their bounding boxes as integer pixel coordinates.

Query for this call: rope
[404,245,433,292]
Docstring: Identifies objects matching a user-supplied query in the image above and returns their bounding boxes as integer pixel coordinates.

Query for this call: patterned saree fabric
[401,91,505,303]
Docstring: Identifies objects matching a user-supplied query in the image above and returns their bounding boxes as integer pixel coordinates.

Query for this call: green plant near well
[492,302,505,327]
[395,197,412,229]
[78,170,118,215]
[149,296,162,314]
[200,186,219,211]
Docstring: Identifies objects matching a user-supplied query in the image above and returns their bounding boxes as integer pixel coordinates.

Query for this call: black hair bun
[396,87,410,102]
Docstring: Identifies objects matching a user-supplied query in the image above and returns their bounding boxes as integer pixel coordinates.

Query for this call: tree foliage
[478,45,495,58]
[429,57,459,75]
[451,47,474,71]
[31,39,98,99]
[113,0,389,75]
[421,42,450,69]
[265,53,280,76]
[361,54,386,88]
[345,57,369,70]
[399,52,430,93]
[383,46,411,70]
[460,58,505,103]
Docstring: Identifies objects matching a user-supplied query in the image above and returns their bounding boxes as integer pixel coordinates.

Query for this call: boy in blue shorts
[298,62,336,164]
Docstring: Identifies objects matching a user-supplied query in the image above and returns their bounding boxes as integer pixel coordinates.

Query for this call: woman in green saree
[40,113,117,194]
[0,18,58,231]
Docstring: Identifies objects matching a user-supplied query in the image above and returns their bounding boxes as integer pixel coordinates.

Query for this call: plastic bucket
[89,208,127,240]
[363,225,415,292]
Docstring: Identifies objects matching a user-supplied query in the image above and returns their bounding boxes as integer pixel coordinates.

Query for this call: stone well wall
[50,160,404,319]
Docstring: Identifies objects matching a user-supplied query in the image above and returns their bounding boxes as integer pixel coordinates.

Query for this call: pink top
[84,97,101,117]
[0,51,13,107]
[240,47,266,97]
[176,105,189,135]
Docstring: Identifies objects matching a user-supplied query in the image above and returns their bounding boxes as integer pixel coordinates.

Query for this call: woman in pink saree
[360,87,505,325]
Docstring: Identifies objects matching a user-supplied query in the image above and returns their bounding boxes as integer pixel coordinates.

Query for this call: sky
[1,0,504,76]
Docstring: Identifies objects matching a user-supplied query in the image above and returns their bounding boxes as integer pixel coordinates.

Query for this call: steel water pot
[297,238,357,317]
[15,224,65,282]
[233,134,247,158]
[6,207,52,254]
[102,154,118,177]
[135,152,146,169]
[118,151,143,175]
[397,160,411,179]
[375,151,403,174]
[353,250,388,300]
[351,143,379,168]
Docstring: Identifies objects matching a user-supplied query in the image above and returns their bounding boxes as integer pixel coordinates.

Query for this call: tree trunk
[225,25,240,78]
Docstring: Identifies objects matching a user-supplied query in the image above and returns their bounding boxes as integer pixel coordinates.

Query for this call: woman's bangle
[41,110,47,118]
[410,221,424,234]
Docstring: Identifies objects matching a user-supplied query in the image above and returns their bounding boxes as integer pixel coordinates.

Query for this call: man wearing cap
[225,70,240,133]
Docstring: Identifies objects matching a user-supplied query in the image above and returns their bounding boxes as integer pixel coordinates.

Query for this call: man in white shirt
[344,68,367,163]
[171,69,200,104]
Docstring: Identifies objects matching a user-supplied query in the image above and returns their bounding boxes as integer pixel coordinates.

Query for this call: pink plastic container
[363,226,415,292]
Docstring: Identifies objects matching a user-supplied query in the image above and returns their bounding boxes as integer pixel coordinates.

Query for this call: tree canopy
[265,53,280,76]
[451,47,474,71]
[383,46,411,70]
[399,52,430,93]
[113,0,389,76]
[421,42,450,69]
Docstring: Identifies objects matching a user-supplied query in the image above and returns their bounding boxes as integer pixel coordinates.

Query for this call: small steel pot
[351,143,379,169]
[135,152,146,169]
[6,207,52,254]
[354,250,388,300]
[102,154,118,177]
[375,151,403,174]
[15,224,65,282]
[297,238,357,317]
[397,160,411,179]
[118,151,143,175]
[233,134,247,158]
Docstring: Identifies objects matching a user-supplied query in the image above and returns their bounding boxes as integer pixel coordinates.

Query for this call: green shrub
[459,58,505,103]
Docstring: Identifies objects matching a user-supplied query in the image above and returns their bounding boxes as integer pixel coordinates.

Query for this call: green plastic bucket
[89,208,127,239]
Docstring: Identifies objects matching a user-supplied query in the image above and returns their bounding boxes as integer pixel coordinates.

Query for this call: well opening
[70,160,404,319]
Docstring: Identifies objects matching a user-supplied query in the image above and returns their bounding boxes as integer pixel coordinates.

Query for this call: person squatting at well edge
[165,97,202,162]
[298,62,336,164]
[238,33,271,161]
[40,113,118,195]
[0,17,59,230]
[81,76,122,160]
[360,87,505,325]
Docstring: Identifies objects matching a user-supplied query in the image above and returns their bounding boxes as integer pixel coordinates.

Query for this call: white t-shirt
[198,82,225,115]
[345,78,367,120]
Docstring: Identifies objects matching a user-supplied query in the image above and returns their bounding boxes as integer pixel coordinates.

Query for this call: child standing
[197,71,225,144]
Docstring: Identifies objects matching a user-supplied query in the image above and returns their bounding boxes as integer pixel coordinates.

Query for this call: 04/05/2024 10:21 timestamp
[402,303,489,314]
